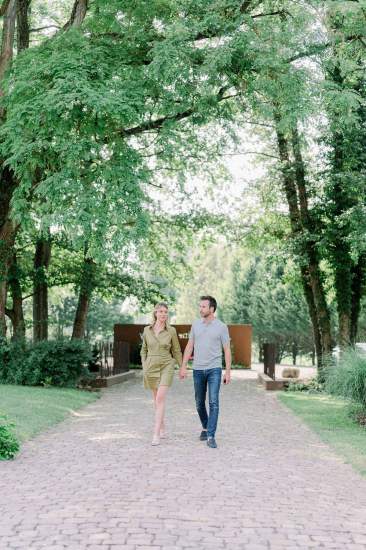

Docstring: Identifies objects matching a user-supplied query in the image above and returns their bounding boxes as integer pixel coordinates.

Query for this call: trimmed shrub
[0,338,11,381]
[324,349,366,407]
[0,338,27,384]
[286,377,324,393]
[0,339,92,387]
[0,415,20,460]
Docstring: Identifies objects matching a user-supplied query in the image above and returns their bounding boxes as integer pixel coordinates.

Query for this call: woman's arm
[171,328,183,367]
[140,329,148,366]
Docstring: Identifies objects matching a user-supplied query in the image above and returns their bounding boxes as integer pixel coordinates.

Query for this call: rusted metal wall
[114,323,252,367]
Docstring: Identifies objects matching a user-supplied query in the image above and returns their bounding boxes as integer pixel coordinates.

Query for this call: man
[179,295,231,448]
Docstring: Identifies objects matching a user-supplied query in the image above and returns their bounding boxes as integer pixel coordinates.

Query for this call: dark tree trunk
[0,0,16,84]
[72,257,96,340]
[72,292,90,340]
[274,116,332,369]
[292,342,298,365]
[16,0,30,52]
[350,256,366,344]
[300,265,323,368]
[290,125,333,357]
[33,237,51,342]
[0,1,23,336]
[328,117,353,348]
[0,222,15,337]
[0,166,18,337]
[5,252,25,340]
[258,342,264,363]
[63,0,88,30]
[324,24,366,350]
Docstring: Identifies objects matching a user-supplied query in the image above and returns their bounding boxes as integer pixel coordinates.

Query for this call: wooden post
[263,343,276,380]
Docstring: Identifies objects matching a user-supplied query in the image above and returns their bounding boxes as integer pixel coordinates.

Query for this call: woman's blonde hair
[151,302,170,327]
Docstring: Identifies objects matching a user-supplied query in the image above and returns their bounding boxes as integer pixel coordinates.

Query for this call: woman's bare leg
[152,388,165,434]
[153,385,169,438]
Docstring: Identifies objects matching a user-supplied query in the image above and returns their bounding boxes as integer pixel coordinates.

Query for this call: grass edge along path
[0,384,99,444]
[278,391,366,477]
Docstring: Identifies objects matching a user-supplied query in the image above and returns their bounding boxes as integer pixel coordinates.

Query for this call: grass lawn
[279,391,366,477]
[0,384,99,442]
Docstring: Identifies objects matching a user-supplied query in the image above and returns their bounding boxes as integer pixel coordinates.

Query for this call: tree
[175,243,234,323]
[0,0,88,336]
[226,249,314,364]
[320,3,366,348]
[2,0,366,379]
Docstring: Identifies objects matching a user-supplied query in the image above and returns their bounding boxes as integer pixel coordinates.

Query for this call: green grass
[0,385,99,442]
[279,391,366,477]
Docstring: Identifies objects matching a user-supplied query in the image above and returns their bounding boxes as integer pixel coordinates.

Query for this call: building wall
[114,323,252,367]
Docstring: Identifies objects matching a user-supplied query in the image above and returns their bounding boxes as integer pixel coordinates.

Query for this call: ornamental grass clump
[0,415,20,460]
[324,349,366,408]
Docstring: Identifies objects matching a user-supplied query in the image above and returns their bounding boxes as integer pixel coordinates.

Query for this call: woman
[141,303,182,445]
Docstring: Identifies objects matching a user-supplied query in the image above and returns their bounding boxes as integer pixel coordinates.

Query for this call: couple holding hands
[141,295,232,448]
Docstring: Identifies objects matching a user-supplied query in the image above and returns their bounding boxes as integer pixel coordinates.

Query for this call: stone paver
[1,372,366,549]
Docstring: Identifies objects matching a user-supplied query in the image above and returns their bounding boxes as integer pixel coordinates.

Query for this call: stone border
[258,372,290,391]
[90,370,136,388]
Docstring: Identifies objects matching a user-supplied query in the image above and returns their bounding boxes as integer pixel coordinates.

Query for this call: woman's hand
[179,365,188,380]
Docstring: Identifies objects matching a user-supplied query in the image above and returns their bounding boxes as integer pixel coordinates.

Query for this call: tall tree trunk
[0,0,18,337]
[63,0,88,30]
[324,14,366,349]
[0,0,16,84]
[350,256,366,344]
[258,342,264,363]
[290,125,333,356]
[291,341,298,366]
[33,237,51,342]
[300,266,323,368]
[16,0,30,52]
[327,69,353,348]
[274,115,332,369]
[5,252,25,340]
[72,257,96,340]
[0,220,16,337]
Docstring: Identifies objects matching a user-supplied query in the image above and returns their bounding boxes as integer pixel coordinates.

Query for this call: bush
[0,415,20,460]
[324,349,366,407]
[0,338,26,384]
[0,339,92,387]
[285,377,324,393]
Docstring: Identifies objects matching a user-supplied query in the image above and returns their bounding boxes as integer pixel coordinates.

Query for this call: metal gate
[91,340,130,378]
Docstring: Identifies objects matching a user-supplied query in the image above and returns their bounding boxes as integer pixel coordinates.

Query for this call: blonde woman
[141,303,182,445]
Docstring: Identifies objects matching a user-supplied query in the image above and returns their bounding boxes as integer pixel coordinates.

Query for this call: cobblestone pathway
[2,373,366,550]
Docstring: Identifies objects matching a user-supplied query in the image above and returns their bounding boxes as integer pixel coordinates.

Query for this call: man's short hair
[200,295,217,312]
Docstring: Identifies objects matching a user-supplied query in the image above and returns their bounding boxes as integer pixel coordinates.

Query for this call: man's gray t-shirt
[189,318,230,370]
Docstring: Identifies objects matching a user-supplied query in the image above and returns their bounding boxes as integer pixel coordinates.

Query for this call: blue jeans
[193,368,222,438]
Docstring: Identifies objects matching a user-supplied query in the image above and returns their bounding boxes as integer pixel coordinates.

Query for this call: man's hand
[223,342,232,385]
[179,365,188,380]
[223,370,231,385]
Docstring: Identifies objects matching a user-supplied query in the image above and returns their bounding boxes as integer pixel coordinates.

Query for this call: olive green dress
[141,325,183,390]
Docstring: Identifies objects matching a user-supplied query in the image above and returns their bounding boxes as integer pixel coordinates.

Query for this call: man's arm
[223,342,232,384]
[179,339,194,379]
